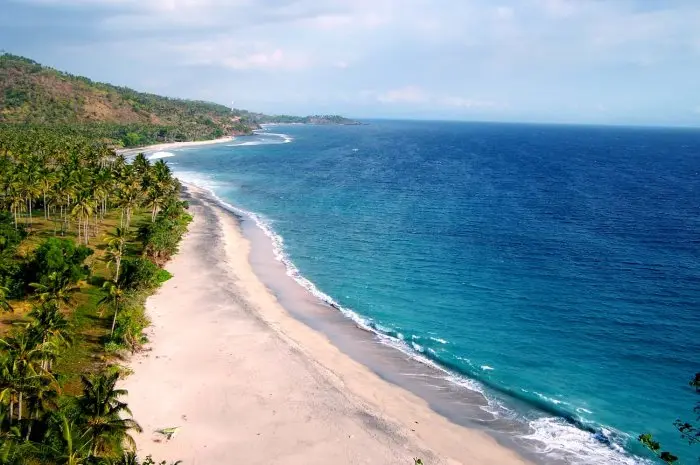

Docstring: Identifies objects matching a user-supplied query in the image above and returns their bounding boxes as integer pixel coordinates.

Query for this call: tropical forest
[0,125,189,464]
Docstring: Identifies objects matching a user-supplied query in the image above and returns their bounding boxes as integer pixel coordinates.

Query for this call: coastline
[115,136,235,157]
[121,183,531,465]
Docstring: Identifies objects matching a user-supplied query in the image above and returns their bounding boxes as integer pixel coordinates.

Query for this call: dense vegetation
[0,125,190,464]
[0,53,258,147]
[251,113,361,125]
[0,53,360,149]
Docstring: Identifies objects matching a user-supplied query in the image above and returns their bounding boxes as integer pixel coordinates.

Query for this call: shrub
[119,257,161,291]
[25,237,93,288]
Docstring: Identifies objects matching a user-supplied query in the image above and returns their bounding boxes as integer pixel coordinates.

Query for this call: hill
[0,53,359,147]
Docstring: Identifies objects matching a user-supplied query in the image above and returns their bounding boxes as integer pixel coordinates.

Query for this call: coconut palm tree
[0,332,46,423]
[38,168,56,221]
[39,413,91,465]
[104,228,128,283]
[71,192,95,245]
[116,183,141,231]
[77,372,142,458]
[28,302,72,371]
[100,281,125,338]
[30,271,77,309]
[0,286,12,313]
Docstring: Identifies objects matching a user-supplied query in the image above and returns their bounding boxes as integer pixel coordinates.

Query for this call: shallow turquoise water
[161,121,700,464]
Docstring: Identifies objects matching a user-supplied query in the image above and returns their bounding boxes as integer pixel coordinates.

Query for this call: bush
[119,257,161,291]
[111,305,150,352]
[138,200,191,265]
[26,237,93,288]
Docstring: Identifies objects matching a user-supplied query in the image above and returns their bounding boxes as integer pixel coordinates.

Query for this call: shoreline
[115,136,235,157]
[121,183,531,465]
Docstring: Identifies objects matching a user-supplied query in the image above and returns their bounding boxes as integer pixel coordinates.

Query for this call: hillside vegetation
[0,54,258,147]
[0,54,359,148]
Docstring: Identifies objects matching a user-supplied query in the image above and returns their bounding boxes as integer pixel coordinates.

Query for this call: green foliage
[138,200,191,266]
[0,123,190,464]
[0,213,26,298]
[27,237,93,287]
[0,53,260,146]
[119,258,161,291]
[155,269,172,284]
[111,302,150,353]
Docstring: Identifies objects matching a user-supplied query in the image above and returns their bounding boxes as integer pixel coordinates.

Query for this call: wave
[263,132,293,143]
[147,151,175,160]
[173,170,649,465]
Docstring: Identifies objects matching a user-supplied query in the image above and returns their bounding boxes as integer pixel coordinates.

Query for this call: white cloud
[375,88,505,111]
[173,37,312,71]
[439,96,504,109]
[6,0,700,123]
[377,86,429,104]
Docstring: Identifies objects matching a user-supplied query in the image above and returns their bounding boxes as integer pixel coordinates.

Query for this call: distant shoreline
[115,136,235,156]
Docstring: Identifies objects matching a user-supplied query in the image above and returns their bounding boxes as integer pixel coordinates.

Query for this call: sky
[2,0,700,126]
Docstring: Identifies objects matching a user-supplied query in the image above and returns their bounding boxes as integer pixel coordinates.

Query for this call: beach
[116,137,235,157]
[121,183,531,465]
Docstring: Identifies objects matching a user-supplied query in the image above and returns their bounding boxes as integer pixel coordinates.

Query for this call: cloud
[377,86,429,104]
[438,96,504,110]
[4,0,700,124]
[175,39,311,70]
[375,88,505,111]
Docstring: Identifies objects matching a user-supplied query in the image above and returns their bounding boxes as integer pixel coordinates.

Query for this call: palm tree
[40,413,91,465]
[28,302,73,371]
[0,286,12,313]
[116,184,140,231]
[38,168,56,220]
[77,372,142,458]
[20,163,42,229]
[0,332,46,423]
[100,281,125,338]
[71,192,95,245]
[30,271,77,309]
[104,227,128,283]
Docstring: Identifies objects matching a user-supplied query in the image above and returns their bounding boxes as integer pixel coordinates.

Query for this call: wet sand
[121,184,531,465]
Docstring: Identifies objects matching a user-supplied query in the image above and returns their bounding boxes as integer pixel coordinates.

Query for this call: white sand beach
[116,137,235,157]
[120,185,531,465]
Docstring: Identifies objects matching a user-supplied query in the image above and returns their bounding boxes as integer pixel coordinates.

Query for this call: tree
[76,372,142,458]
[71,192,95,245]
[28,302,72,371]
[0,286,11,313]
[0,331,46,423]
[30,271,78,308]
[104,227,128,283]
[100,281,125,338]
[27,237,93,288]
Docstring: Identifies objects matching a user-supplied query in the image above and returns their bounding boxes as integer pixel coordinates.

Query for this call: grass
[3,207,152,392]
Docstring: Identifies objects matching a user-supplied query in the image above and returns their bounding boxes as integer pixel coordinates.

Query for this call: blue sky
[2,0,700,126]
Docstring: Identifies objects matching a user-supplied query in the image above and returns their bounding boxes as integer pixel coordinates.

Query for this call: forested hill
[0,53,359,147]
[0,53,259,146]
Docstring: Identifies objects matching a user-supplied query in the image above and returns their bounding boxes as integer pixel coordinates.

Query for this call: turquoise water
[158,121,699,464]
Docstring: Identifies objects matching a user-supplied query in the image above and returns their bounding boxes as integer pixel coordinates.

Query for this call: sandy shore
[121,185,531,465]
[116,136,234,156]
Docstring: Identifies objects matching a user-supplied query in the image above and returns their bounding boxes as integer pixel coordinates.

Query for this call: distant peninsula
[0,53,360,148]
[253,114,362,125]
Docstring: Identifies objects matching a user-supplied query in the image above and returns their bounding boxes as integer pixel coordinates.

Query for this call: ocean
[152,120,700,464]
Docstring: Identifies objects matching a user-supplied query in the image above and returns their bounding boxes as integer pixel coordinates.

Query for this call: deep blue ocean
[158,121,700,464]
